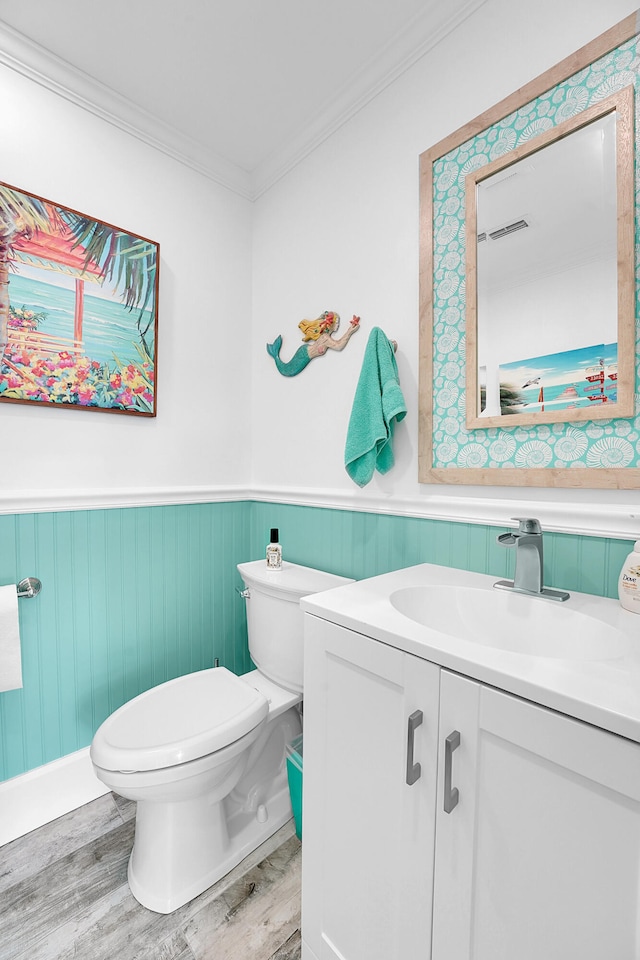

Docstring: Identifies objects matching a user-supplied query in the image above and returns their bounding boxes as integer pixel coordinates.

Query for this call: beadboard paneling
[1,499,633,784]
[248,502,632,598]
[0,502,252,782]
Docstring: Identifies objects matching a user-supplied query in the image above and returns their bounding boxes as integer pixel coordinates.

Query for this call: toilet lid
[91,667,269,772]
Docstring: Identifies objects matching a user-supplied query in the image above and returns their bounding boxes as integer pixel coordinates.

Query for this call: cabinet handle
[444,730,461,813]
[406,710,423,785]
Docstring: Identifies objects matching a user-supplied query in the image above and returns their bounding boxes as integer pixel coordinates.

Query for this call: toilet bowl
[90,559,352,914]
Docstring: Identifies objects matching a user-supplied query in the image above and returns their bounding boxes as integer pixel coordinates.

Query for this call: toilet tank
[237,560,353,693]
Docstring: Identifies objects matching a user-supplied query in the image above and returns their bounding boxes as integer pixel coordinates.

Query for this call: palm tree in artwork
[62,214,158,359]
[0,187,157,365]
[0,187,54,356]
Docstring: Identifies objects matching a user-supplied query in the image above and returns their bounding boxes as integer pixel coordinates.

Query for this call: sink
[389,585,630,661]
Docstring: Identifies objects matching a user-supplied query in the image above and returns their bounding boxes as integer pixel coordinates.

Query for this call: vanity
[300,563,640,960]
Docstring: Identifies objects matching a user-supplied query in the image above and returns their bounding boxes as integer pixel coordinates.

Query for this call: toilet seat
[90,667,269,773]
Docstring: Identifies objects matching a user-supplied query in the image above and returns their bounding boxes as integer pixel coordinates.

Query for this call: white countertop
[301,563,640,744]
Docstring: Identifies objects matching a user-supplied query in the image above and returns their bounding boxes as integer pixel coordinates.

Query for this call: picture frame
[0,181,159,417]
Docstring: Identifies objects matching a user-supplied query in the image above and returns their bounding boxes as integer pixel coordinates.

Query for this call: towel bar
[17,577,42,599]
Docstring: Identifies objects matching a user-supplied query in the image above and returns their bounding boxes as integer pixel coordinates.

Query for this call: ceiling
[0,0,486,197]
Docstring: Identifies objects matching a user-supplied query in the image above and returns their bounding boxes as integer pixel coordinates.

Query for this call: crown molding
[0,20,253,199]
[251,0,490,197]
[0,2,489,202]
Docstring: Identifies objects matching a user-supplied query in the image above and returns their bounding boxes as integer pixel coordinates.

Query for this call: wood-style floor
[0,793,301,960]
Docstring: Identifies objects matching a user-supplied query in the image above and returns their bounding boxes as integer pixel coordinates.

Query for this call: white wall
[1,62,253,497]
[251,0,640,523]
[2,0,640,533]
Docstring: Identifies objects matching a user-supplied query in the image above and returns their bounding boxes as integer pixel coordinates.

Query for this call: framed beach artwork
[0,182,158,416]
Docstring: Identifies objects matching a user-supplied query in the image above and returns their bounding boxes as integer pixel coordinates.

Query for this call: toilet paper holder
[17,577,42,599]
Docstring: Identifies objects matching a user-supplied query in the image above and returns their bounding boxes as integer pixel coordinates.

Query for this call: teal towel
[345,327,406,487]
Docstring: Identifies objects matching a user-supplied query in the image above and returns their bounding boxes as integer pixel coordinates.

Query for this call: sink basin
[389,585,630,661]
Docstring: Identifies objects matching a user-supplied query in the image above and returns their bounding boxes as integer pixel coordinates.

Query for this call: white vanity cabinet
[302,612,640,960]
[302,615,440,960]
[433,670,640,960]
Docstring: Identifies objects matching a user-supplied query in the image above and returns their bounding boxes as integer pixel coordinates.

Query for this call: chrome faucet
[494,518,569,602]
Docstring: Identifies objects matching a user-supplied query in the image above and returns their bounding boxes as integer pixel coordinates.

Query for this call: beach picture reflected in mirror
[493,343,617,417]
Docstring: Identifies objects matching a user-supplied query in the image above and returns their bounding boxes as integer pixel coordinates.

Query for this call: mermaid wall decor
[266,311,360,376]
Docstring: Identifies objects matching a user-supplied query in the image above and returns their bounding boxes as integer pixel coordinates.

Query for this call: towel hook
[17,577,42,599]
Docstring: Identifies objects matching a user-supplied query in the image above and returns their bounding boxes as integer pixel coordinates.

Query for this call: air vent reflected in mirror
[488,219,529,240]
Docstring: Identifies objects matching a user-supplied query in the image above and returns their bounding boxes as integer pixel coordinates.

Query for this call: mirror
[466,88,634,429]
[418,13,640,487]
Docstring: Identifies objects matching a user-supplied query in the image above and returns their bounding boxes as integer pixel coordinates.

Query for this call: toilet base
[128,775,294,913]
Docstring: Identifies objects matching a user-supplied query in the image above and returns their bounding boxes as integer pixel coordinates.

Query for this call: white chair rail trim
[0,484,638,540]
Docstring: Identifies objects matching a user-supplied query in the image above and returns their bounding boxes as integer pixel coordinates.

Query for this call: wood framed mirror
[419,13,640,488]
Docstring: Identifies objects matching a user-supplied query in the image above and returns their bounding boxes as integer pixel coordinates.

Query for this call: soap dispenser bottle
[266,528,282,569]
[618,541,640,613]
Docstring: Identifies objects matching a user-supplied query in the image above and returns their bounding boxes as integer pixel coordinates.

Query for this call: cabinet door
[432,670,640,960]
[302,615,440,960]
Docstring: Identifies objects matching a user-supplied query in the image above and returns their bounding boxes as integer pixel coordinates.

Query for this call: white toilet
[90,559,352,914]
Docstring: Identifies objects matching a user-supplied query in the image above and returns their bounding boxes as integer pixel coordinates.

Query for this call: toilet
[90,559,352,914]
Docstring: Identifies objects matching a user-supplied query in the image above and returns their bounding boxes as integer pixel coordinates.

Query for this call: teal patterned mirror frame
[419,12,640,489]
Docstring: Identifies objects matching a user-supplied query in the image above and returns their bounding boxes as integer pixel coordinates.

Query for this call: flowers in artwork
[0,339,154,412]
[8,305,47,330]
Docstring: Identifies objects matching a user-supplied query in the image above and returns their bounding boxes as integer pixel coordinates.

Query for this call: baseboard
[0,747,109,846]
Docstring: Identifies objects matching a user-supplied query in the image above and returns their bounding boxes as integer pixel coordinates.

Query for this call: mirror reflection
[466,90,634,428]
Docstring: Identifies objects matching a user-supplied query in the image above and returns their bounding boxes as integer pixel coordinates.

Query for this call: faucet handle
[511,517,542,534]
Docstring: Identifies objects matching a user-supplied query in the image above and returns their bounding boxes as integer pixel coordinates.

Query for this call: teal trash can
[286,734,303,840]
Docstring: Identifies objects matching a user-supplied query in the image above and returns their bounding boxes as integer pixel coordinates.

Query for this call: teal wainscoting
[249,502,631,599]
[1,498,632,782]
[0,502,252,782]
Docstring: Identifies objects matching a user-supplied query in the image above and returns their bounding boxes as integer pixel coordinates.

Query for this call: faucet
[494,518,569,602]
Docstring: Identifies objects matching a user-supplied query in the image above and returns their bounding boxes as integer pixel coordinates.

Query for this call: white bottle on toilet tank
[266,528,282,569]
[618,541,640,613]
